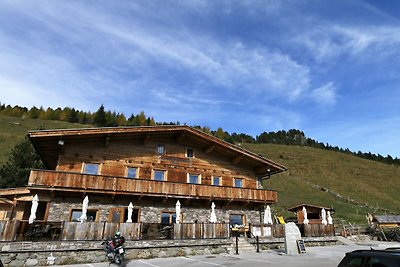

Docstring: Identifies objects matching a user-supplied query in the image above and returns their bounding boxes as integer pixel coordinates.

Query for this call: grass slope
[1,115,398,223]
[0,115,91,165]
[243,143,400,224]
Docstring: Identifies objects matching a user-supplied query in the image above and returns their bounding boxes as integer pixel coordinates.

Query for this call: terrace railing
[28,169,277,203]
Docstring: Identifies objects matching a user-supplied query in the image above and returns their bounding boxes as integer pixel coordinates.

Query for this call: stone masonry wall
[47,197,263,224]
[0,239,232,267]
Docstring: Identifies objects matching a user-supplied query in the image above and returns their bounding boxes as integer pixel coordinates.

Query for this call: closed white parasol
[126,202,134,223]
[210,202,217,223]
[79,196,89,223]
[302,206,309,225]
[175,200,181,224]
[28,194,39,224]
[263,205,273,224]
[321,208,327,225]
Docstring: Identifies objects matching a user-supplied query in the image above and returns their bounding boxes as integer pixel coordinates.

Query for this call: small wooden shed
[286,204,334,225]
[370,215,400,229]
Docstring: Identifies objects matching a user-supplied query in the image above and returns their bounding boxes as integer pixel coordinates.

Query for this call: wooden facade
[286,204,334,225]
[0,126,287,238]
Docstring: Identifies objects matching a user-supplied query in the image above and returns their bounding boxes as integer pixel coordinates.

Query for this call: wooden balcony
[28,170,277,203]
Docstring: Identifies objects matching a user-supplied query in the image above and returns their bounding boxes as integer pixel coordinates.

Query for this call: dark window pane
[230,214,243,225]
[157,145,165,154]
[161,213,170,224]
[186,148,194,158]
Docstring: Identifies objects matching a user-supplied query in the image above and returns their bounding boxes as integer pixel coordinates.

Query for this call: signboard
[297,240,306,254]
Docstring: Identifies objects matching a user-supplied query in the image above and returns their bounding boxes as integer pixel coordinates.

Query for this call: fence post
[235,236,239,255]
[256,236,260,252]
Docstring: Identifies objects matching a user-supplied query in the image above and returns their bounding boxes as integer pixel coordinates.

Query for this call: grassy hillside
[0,115,91,164]
[242,143,400,224]
[1,115,399,224]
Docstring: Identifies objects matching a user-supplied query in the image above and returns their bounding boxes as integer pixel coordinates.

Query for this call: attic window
[186,148,194,158]
[157,144,165,155]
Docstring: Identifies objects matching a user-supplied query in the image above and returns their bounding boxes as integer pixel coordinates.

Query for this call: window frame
[156,144,165,155]
[153,169,167,181]
[82,163,101,175]
[229,213,246,226]
[186,147,195,158]
[212,176,222,186]
[69,208,99,222]
[233,178,244,188]
[126,166,139,178]
[161,211,178,224]
[187,173,201,184]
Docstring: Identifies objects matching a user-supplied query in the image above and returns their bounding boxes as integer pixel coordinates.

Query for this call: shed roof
[373,215,400,223]
[28,125,287,175]
[286,204,334,212]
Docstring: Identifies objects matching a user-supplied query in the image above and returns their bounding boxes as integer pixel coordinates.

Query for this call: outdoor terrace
[28,170,277,203]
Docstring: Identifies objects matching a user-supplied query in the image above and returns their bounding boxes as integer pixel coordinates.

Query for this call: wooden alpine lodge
[0,125,288,241]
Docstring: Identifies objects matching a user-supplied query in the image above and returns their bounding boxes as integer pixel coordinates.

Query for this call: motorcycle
[102,237,126,265]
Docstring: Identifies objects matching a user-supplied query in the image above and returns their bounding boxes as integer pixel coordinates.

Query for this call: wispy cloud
[311,82,337,106]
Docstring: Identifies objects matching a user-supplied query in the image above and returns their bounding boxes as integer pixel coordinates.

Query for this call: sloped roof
[373,215,400,223]
[286,204,334,213]
[28,125,287,175]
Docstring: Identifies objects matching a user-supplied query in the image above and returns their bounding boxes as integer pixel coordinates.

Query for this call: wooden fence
[250,224,284,238]
[250,224,334,238]
[0,221,335,241]
[173,223,230,239]
[303,224,335,237]
[0,220,19,241]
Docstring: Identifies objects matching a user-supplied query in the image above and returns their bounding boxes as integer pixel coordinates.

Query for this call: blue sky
[1,0,399,158]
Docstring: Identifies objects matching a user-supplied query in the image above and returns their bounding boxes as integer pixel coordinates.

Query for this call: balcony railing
[28,170,277,203]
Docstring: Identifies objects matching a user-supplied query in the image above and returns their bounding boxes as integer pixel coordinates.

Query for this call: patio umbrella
[210,202,217,223]
[79,196,89,223]
[175,200,181,224]
[28,194,39,224]
[263,205,273,224]
[302,206,309,225]
[321,208,327,225]
[126,202,134,223]
[321,209,328,225]
[327,211,333,225]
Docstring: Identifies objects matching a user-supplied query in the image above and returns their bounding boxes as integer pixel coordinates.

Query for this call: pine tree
[0,139,44,188]
[93,105,107,127]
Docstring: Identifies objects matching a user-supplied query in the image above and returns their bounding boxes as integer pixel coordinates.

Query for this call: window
[188,173,200,184]
[157,144,165,155]
[70,209,98,222]
[230,214,245,226]
[234,178,243,188]
[127,167,138,178]
[161,212,176,224]
[212,176,221,186]
[83,163,99,175]
[186,148,194,158]
[154,170,166,181]
[108,207,140,223]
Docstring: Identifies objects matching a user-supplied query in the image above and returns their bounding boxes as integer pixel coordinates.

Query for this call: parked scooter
[102,231,126,265]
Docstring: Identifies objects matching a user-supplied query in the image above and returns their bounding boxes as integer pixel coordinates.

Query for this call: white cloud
[311,82,337,106]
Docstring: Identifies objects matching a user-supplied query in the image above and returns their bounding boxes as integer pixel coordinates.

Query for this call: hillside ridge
[1,115,399,223]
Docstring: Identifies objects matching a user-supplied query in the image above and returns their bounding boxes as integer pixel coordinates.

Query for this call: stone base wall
[0,239,232,267]
[48,198,263,224]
